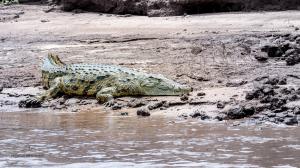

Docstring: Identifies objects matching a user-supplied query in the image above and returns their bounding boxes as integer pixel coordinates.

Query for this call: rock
[0,86,3,92]
[197,92,206,96]
[189,110,210,120]
[168,100,187,106]
[41,19,50,23]
[147,101,165,110]
[112,104,122,110]
[65,98,80,106]
[180,94,189,101]
[225,105,255,119]
[137,108,150,116]
[120,112,129,116]
[217,101,225,109]
[71,108,79,112]
[225,80,247,87]
[254,54,268,62]
[286,54,300,66]
[267,112,276,118]
[294,107,300,115]
[127,99,148,108]
[284,117,298,125]
[214,114,225,121]
[261,44,284,57]
[178,113,188,119]
[18,98,42,108]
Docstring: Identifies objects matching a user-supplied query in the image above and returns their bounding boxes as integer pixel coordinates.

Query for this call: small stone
[18,98,42,108]
[214,114,225,121]
[217,101,225,109]
[127,99,148,108]
[178,113,188,119]
[254,54,268,62]
[112,104,122,110]
[267,112,276,118]
[137,108,150,117]
[65,98,80,106]
[180,94,189,101]
[71,108,79,112]
[41,19,50,23]
[284,117,298,125]
[197,92,206,96]
[120,112,128,116]
[294,107,300,115]
[148,101,165,110]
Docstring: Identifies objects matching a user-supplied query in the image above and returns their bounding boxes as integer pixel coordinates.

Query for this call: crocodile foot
[18,97,42,108]
[104,100,115,107]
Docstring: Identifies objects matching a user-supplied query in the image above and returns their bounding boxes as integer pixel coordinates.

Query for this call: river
[0,110,299,168]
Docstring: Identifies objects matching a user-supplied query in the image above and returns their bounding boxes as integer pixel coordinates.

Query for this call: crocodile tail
[46,53,66,67]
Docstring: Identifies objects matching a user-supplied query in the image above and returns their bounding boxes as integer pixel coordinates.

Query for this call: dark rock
[0,86,3,92]
[261,44,284,57]
[267,112,276,118]
[270,97,287,109]
[178,113,188,119]
[283,49,296,57]
[225,80,247,87]
[254,54,268,62]
[180,94,189,101]
[120,112,129,116]
[197,92,206,96]
[137,108,150,116]
[255,104,271,112]
[217,101,225,109]
[168,100,187,106]
[284,117,298,125]
[148,101,165,110]
[18,98,42,108]
[127,99,148,108]
[286,54,300,66]
[280,87,295,95]
[214,114,225,121]
[112,104,122,110]
[294,107,300,115]
[189,110,210,120]
[225,105,255,119]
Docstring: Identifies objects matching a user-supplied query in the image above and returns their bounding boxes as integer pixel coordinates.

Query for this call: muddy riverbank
[1,4,300,125]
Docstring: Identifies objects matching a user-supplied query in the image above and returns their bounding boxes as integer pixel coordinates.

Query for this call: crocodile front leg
[19,77,63,108]
[96,87,116,106]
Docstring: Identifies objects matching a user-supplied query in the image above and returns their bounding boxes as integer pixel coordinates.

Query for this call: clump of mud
[259,34,300,66]
[224,76,300,125]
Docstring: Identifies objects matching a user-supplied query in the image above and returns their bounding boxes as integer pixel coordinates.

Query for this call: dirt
[1,4,300,125]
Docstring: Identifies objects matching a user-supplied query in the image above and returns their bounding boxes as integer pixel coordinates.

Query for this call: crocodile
[19,53,191,107]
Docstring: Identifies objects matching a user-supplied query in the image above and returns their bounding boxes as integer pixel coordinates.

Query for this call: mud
[0,5,300,125]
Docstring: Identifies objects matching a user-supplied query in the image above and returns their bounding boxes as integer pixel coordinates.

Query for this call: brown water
[0,110,299,168]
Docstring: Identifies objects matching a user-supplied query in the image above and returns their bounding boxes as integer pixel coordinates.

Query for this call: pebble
[137,108,150,117]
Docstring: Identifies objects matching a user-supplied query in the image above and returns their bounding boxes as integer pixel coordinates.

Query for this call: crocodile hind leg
[19,77,63,108]
[96,87,117,107]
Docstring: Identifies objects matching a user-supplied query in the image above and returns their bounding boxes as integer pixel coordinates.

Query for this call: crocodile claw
[104,100,115,107]
[18,97,42,108]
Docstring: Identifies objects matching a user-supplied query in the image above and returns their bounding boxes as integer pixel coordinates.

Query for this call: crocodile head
[139,74,192,96]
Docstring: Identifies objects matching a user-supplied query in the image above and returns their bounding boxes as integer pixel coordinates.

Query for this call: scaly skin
[20,53,192,107]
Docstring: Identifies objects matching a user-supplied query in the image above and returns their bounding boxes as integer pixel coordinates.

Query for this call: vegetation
[1,0,19,5]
